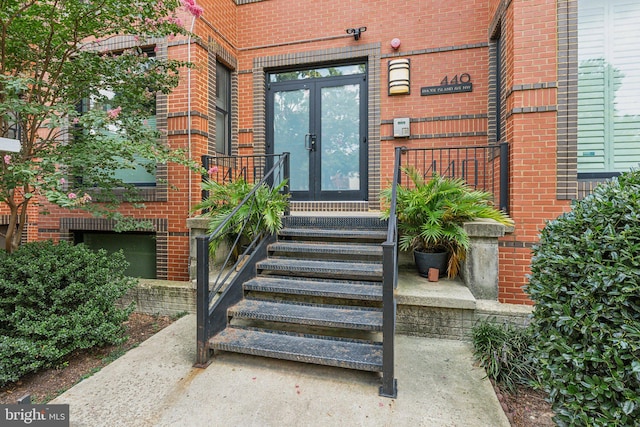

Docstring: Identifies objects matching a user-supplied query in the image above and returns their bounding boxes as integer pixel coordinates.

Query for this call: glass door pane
[320,84,360,192]
[273,88,310,192]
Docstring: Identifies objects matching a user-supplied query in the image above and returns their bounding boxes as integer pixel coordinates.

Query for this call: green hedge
[0,241,136,386]
[527,170,640,426]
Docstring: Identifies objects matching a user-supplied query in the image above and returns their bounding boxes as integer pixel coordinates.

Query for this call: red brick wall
[10,0,573,303]
[233,0,569,304]
[236,0,493,184]
[238,1,488,48]
[497,0,571,304]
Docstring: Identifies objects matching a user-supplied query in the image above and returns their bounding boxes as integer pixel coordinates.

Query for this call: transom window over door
[266,63,368,202]
[578,0,640,176]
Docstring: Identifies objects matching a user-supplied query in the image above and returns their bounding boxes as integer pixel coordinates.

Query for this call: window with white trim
[578,0,640,175]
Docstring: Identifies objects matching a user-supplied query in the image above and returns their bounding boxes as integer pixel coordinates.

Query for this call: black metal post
[201,155,210,203]
[379,146,401,398]
[499,142,509,213]
[380,241,398,398]
[283,152,291,215]
[195,234,211,367]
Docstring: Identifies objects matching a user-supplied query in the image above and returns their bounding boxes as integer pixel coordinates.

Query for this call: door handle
[305,133,316,151]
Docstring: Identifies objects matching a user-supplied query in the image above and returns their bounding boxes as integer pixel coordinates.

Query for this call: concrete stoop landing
[395,270,532,340]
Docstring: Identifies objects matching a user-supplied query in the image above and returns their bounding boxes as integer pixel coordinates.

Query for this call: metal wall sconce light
[388,58,410,95]
[346,27,367,41]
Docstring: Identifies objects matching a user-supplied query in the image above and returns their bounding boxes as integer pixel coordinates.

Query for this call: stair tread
[211,327,383,372]
[279,227,387,239]
[257,258,383,276]
[282,216,387,229]
[245,276,382,300]
[269,241,383,256]
[229,299,383,330]
[203,216,392,377]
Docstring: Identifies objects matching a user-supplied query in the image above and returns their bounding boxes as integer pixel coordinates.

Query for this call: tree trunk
[5,205,18,253]
[4,193,28,253]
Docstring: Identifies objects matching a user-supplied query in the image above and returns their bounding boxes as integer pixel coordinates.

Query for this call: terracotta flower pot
[413,250,448,278]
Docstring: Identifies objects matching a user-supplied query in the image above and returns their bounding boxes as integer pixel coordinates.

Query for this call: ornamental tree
[0,0,203,252]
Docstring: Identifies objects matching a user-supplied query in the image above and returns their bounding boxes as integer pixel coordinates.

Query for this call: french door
[267,66,368,201]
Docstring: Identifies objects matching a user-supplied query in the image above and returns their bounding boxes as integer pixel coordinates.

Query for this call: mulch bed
[0,313,175,404]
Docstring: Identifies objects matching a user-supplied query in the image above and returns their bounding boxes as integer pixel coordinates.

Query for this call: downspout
[187,16,195,213]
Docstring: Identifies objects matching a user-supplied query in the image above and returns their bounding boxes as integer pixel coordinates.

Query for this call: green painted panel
[79,232,156,279]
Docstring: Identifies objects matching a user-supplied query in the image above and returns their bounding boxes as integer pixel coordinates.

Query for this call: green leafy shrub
[0,241,136,386]
[471,319,537,393]
[194,177,290,256]
[526,170,640,426]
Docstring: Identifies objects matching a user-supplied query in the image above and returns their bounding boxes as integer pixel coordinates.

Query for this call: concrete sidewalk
[52,315,509,427]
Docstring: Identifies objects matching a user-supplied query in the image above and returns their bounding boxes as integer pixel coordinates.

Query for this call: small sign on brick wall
[421,73,472,96]
[421,83,472,96]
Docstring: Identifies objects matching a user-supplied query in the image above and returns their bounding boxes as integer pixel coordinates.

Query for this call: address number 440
[440,73,471,85]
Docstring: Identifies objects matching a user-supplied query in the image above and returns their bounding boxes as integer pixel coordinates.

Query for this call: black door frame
[266,65,368,202]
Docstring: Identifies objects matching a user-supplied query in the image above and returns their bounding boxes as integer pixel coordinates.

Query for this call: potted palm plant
[382,167,512,278]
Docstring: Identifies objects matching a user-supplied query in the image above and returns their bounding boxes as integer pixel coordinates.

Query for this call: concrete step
[229,299,383,331]
[244,276,382,301]
[210,326,383,372]
[256,258,383,281]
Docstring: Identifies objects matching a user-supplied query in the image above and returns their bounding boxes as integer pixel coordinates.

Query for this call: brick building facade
[5,0,638,305]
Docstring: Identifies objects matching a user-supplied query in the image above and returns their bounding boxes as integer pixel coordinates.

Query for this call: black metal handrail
[196,153,290,366]
[201,153,288,201]
[379,146,402,398]
[398,142,509,213]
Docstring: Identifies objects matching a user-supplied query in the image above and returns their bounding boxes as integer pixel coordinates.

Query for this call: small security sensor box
[393,118,410,138]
